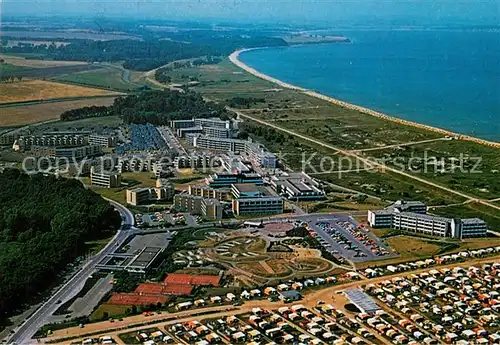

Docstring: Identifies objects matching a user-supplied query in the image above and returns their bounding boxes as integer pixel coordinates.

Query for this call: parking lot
[302,215,396,263]
[116,123,168,154]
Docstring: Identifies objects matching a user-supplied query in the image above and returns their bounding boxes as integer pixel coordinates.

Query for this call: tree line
[2,35,287,71]
[60,105,112,121]
[60,90,231,124]
[0,169,121,316]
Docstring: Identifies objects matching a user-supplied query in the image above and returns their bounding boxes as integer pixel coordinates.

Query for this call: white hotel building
[368,200,487,239]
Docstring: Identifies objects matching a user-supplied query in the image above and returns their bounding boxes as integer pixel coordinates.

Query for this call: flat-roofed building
[174,194,203,214]
[194,117,232,130]
[170,119,195,129]
[202,126,231,139]
[31,145,102,160]
[271,172,324,200]
[90,166,122,188]
[193,135,247,152]
[206,172,263,188]
[201,198,223,220]
[174,194,223,219]
[368,200,487,239]
[125,247,165,274]
[177,126,203,138]
[188,185,231,201]
[232,196,283,216]
[231,183,283,216]
[460,218,488,238]
[126,179,174,206]
[88,134,116,148]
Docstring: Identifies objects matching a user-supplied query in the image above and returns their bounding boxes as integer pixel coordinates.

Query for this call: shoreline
[229,48,500,149]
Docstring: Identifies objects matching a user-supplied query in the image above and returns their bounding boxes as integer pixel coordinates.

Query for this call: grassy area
[90,304,130,321]
[0,80,120,104]
[0,63,28,74]
[386,236,443,260]
[158,58,500,221]
[370,228,394,238]
[0,100,118,127]
[431,202,500,231]
[54,67,138,92]
[37,114,122,131]
[90,172,157,205]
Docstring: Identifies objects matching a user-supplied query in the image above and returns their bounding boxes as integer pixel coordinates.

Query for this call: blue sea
[239,29,500,141]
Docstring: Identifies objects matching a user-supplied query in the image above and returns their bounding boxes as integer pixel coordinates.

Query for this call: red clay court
[135,283,193,296]
[163,273,221,286]
[108,293,169,306]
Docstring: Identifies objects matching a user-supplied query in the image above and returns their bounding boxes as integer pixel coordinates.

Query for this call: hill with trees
[0,170,121,317]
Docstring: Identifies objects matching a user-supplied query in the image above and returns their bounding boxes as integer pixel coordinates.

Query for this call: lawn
[91,304,131,321]
[0,80,120,104]
[0,99,118,127]
[0,63,28,74]
[386,236,442,260]
[90,172,157,205]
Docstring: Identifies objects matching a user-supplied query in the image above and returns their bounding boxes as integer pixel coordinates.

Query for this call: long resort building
[368,200,487,239]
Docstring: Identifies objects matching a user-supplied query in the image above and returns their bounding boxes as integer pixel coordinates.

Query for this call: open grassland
[0,63,29,74]
[37,115,123,131]
[0,98,117,127]
[157,58,500,221]
[0,53,87,68]
[431,202,500,230]
[54,67,139,91]
[0,80,120,104]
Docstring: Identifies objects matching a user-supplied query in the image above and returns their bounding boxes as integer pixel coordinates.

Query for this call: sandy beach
[229,48,500,149]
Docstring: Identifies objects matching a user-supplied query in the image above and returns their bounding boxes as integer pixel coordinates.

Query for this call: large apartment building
[90,167,122,188]
[368,200,487,239]
[173,194,223,220]
[206,172,263,188]
[88,134,116,148]
[192,136,277,169]
[30,145,102,160]
[18,134,86,148]
[188,185,231,201]
[126,179,175,206]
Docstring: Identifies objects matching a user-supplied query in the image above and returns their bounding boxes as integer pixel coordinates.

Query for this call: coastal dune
[229,49,500,149]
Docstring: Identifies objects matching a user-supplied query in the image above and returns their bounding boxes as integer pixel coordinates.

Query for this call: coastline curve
[229,48,500,149]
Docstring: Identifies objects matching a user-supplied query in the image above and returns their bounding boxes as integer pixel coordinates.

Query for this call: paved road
[7,200,135,345]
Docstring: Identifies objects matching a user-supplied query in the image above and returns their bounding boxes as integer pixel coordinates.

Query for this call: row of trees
[60,105,112,121]
[0,169,121,316]
[0,76,22,83]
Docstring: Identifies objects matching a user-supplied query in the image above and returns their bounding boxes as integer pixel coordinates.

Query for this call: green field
[37,115,123,131]
[0,63,28,75]
[54,66,140,91]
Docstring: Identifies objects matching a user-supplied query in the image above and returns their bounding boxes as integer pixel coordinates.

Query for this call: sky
[2,0,500,26]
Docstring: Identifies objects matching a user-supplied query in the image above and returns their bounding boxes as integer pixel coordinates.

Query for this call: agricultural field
[1,30,140,41]
[0,98,118,127]
[0,53,87,67]
[0,80,120,104]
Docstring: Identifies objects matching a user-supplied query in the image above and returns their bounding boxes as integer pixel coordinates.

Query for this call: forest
[60,90,231,124]
[0,169,121,316]
[2,34,287,71]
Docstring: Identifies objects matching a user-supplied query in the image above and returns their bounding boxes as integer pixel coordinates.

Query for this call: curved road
[8,199,136,345]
